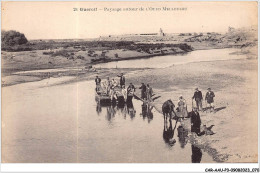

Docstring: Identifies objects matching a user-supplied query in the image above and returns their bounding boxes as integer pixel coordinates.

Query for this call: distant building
[139,33,158,36]
[228,27,235,32]
[104,28,166,38]
[159,28,165,36]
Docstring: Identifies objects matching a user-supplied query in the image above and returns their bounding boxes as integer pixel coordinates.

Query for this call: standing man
[95,76,101,92]
[192,88,203,111]
[205,88,215,112]
[190,107,201,135]
[146,84,153,102]
[117,73,125,88]
[127,83,136,102]
[139,83,147,100]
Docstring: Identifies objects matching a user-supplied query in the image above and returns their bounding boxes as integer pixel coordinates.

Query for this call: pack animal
[162,99,176,121]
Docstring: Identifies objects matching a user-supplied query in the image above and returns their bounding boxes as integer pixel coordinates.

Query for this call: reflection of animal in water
[163,118,177,147]
[177,125,188,148]
[162,99,176,121]
[191,145,202,163]
[199,125,215,136]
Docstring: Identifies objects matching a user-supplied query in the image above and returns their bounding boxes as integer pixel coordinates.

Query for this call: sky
[1,1,258,40]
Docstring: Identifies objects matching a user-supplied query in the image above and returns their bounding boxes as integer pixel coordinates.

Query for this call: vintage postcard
[1,1,258,168]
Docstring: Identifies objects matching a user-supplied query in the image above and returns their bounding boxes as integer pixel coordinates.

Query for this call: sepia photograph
[1,1,258,169]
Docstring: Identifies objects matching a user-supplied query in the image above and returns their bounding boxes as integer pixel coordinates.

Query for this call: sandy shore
[126,58,258,163]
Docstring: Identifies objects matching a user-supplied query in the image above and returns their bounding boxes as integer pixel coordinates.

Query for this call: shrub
[2,30,28,46]
[52,50,70,57]
[88,50,95,54]
[43,51,54,55]
[179,43,193,51]
[77,55,85,60]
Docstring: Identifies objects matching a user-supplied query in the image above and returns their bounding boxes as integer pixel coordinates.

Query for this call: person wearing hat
[177,95,188,119]
[95,76,101,92]
[127,83,136,102]
[192,88,203,111]
[117,73,125,88]
[205,88,215,112]
[146,84,153,102]
[190,107,201,135]
[139,83,147,100]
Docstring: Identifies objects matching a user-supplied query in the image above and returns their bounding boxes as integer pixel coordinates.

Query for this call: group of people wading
[95,75,215,136]
[162,87,215,136]
[192,87,216,113]
[139,83,153,102]
[95,73,135,103]
[95,73,155,104]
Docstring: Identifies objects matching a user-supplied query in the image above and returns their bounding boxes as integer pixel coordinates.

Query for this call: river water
[94,48,247,68]
[2,78,215,163]
[2,48,242,163]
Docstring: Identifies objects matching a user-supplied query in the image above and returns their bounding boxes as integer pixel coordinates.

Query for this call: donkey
[162,99,176,121]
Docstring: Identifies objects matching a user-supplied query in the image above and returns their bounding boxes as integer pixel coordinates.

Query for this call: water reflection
[191,145,202,163]
[106,105,116,122]
[177,125,188,148]
[127,101,136,120]
[96,103,102,115]
[163,118,177,147]
[94,90,210,163]
[96,100,136,121]
[141,103,147,119]
[140,102,154,123]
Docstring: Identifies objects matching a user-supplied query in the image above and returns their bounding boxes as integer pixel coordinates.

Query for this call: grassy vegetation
[2,39,193,55]
[2,40,136,52]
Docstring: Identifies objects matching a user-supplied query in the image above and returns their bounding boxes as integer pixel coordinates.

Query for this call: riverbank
[127,58,258,163]
[1,43,191,76]
[1,47,252,87]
